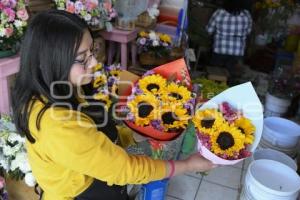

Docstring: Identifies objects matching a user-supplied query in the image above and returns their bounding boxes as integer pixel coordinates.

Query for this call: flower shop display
[0,0,29,58]
[137,31,173,66]
[194,82,263,165]
[0,115,36,187]
[254,0,296,43]
[54,0,117,31]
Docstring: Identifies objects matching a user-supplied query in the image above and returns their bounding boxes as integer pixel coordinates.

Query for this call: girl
[12,10,215,200]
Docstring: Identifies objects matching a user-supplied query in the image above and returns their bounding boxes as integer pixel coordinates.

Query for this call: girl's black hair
[223,0,246,15]
[12,10,90,143]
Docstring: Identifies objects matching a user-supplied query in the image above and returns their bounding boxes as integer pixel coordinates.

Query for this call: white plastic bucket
[252,149,297,171]
[259,138,298,158]
[243,160,300,200]
[263,117,300,149]
[264,93,291,117]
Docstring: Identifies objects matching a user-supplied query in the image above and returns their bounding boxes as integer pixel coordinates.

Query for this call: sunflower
[92,63,103,72]
[162,82,192,104]
[139,31,148,38]
[160,34,172,43]
[93,74,107,88]
[160,105,189,131]
[127,94,159,126]
[93,93,112,110]
[110,69,121,78]
[234,117,255,145]
[210,124,245,157]
[138,75,167,95]
[192,109,225,134]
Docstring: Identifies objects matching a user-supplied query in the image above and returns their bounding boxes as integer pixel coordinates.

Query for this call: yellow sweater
[26,100,166,200]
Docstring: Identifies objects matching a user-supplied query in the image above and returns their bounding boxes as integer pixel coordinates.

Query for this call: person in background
[206,0,252,78]
[12,10,216,200]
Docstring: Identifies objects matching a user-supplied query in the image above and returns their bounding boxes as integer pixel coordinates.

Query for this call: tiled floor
[166,157,252,200]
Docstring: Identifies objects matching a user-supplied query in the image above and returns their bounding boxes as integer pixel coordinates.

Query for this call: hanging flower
[210,124,245,157]
[138,74,167,95]
[162,82,192,104]
[127,94,159,126]
[234,117,255,145]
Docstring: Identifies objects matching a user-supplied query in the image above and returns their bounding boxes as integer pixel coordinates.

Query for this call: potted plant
[137,31,173,67]
[0,0,29,58]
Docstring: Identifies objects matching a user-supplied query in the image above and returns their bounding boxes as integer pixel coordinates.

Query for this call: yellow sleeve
[42,109,166,186]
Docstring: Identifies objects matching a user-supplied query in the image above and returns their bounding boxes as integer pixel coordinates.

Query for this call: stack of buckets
[240,117,300,200]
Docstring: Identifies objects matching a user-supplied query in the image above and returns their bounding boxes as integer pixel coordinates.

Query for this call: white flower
[152,40,159,47]
[13,152,31,173]
[149,31,158,41]
[8,133,25,143]
[84,14,92,21]
[0,156,9,171]
[14,20,23,28]
[3,145,19,157]
[24,173,36,187]
[0,27,5,37]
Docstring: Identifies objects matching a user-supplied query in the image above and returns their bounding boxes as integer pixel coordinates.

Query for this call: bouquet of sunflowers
[121,59,193,141]
[194,82,263,165]
[137,31,173,58]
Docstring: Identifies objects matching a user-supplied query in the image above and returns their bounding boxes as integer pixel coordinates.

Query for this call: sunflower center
[238,127,245,134]
[217,132,235,150]
[147,84,160,92]
[201,118,215,128]
[138,102,154,118]
[162,112,177,125]
[169,92,183,100]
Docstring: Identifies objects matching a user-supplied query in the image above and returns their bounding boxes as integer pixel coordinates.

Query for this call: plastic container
[264,93,291,117]
[137,179,169,200]
[252,149,297,171]
[263,117,300,149]
[259,138,298,159]
[242,159,300,200]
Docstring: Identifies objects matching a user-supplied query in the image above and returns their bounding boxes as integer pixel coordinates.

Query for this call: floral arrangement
[194,102,255,160]
[0,115,36,187]
[91,63,122,110]
[54,0,117,31]
[254,0,295,37]
[125,71,193,133]
[0,0,29,51]
[137,31,173,58]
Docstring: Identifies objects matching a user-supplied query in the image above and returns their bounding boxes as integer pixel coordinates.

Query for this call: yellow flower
[93,74,107,88]
[160,34,172,43]
[93,63,103,72]
[192,109,225,134]
[210,124,245,157]
[160,105,189,131]
[138,74,167,95]
[162,82,192,104]
[110,69,121,77]
[234,117,255,145]
[139,31,148,38]
[93,93,112,110]
[127,94,159,126]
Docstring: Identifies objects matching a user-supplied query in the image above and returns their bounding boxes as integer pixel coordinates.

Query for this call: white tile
[203,166,242,189]
[232,160,244,169]
[195,180,238,200]
[166,196,182,200]
[167,175,201,200]
[243,157,252,171]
